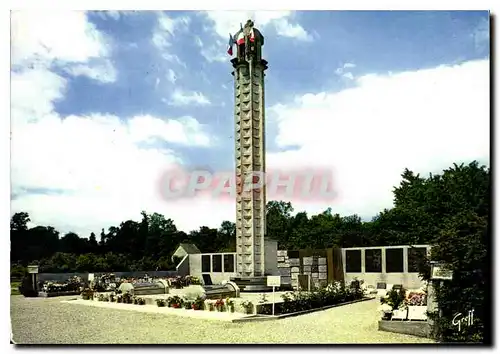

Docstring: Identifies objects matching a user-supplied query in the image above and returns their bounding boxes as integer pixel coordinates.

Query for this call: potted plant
[215,298,225,312]
[405,292,427,320]
[226,297,235,313]
[116,294,123,303]
[207,301,215,311]
[156,299,166,307]
[192,296,205,310]
[380,287,407,320]
[167,295,183,308]
[184,301,193,310]
[241,300,253,315]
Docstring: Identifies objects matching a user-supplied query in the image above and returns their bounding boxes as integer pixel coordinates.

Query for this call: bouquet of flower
[192,296,205,310]
[215,298,225,312]
[406,292,427,306]
[226,297,235,313]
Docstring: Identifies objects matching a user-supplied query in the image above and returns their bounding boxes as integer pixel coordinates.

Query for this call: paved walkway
[10,295,434,344]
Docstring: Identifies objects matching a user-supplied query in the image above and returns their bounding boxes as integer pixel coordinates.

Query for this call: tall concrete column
[231,21,268,277]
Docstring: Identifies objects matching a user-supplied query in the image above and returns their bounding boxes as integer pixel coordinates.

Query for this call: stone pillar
[231,26,268,278]
[381,248,387,273]
[361,249,366,273]
[403,246,408,273]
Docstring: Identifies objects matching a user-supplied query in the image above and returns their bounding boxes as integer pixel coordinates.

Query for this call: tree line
[11,161,489,275]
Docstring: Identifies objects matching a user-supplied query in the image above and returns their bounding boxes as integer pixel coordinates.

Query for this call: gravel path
[10,295,434,344]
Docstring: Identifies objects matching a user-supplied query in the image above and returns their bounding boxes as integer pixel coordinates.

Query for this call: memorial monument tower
[229,20,268,278]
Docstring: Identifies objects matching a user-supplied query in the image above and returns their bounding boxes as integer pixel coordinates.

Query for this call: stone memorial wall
[277,250,329,290]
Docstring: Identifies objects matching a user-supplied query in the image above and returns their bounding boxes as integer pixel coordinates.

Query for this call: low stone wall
[39,291,81,297]
[378,320,430,338]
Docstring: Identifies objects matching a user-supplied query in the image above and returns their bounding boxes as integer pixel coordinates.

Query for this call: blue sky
[11,10,490,236]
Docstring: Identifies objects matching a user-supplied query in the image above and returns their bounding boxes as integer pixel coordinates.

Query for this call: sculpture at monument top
[227,19,264,62]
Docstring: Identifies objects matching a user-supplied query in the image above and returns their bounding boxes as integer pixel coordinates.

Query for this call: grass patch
[11,281,21,296]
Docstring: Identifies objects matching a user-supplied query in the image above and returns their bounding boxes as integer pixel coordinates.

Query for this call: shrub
[18,276,38,297]
[156,299,166,307]
[380,287,406,310]
[81,288,94,300]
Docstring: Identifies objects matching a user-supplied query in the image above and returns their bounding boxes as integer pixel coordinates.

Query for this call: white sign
[431,263,453,280]
[267,275,281,287]
[88,273,94,282]
[27,265,39,274]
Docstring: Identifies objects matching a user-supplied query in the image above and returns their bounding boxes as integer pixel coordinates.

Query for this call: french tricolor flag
[227,33,234,56]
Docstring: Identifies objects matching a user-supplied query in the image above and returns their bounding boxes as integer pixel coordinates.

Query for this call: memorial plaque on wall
[319,273,327,280]
[303,265,312,273]
[386,248,404,273]
[279,268,291,276]
[345,250,362,273]
[365,249,382,273]
[289,258,300,266]
[318,257,327,265]
[303,257,313,266]
[318,265,327,273]
[408,247,427,273]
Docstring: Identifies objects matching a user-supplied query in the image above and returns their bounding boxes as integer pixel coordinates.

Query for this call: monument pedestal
[230,276,272,292]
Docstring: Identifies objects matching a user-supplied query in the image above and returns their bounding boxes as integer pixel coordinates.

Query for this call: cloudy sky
[10,10,490,237]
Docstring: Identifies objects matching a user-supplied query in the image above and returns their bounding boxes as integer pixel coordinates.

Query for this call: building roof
[177,243,201,254]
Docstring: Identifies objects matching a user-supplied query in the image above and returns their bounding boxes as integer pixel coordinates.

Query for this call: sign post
[267,276,281,316]
[429,261,453,333]
[27,265,39,293]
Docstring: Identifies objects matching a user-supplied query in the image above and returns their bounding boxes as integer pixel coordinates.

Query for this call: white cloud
[335,62,357,81]
[10,13,213,236]
[200,38,228,63]
[64,59,117,83]
[168,89,211,106]
[11,10,117,83]
[269,59,490,218]
[152,12,190,50]
[274,18,313,41]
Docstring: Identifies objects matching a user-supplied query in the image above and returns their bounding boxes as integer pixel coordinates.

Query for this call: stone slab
[277,250,287,257]
[318,265,327,273]
[378,320,430,338]
[303,257,313,266]
[278,268,291,277]
[280,276,291,284]
[277,256,285,262]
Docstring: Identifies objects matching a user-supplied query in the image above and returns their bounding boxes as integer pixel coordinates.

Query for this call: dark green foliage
[18,276,38,297]
[380,287,406,310]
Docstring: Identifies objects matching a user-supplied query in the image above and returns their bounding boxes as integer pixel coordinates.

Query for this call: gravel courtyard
[10,295,434,344]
